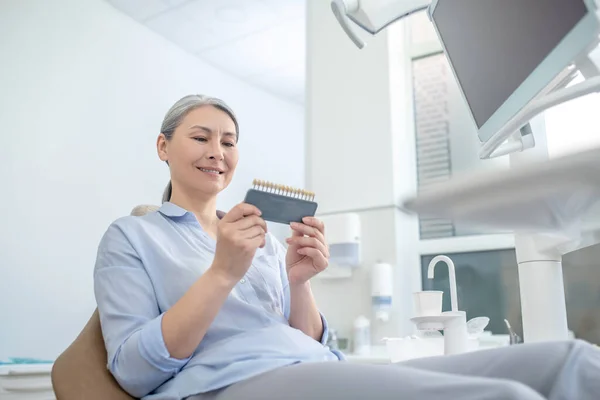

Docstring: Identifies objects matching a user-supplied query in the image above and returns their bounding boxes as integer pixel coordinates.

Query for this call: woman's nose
[207,141,224,160]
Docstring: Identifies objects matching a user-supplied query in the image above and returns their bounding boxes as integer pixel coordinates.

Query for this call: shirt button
[240,278,246,284]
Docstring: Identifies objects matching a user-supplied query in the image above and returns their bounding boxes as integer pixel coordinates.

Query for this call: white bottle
[353,315,371,355]
[371,262,393,322]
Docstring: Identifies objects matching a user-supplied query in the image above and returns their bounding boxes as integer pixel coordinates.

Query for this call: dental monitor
[429,0,600,155]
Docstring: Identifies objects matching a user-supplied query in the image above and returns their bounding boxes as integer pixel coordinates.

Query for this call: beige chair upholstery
[52,205,160,399]
[130,204,160,216]
[51,309,135,399]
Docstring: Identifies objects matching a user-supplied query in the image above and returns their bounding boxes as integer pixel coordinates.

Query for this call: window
[421,247,600,344]
[421,250,519,335]
[412,53,454,239]
[562,244,600,344]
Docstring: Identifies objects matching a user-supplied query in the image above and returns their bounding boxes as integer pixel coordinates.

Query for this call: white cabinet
[0,365,54,400]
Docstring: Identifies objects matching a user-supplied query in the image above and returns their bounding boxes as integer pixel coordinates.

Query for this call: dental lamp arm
[331,0,365,49]
[331,0,432,48]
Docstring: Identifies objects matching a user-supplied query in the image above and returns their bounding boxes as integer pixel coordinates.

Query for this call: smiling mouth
[197,167,223,175]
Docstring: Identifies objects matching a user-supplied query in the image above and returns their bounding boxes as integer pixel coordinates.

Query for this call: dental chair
[51,205,159,400]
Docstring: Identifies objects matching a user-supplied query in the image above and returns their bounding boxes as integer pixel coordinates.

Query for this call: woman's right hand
[211,203,267,284]
[161,203,266,361]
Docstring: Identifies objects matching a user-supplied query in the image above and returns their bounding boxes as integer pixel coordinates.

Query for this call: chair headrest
[130,205,159,216]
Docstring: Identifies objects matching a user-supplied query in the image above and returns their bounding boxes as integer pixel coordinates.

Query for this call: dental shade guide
[244,179,318,225]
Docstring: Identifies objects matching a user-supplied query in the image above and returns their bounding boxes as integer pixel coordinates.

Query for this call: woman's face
[157,105,239,198]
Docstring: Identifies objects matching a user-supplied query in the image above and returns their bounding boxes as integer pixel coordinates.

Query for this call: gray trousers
[188,339,600,400]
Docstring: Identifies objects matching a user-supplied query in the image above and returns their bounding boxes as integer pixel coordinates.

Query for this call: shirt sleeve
[271,234,330,345]
[93,221,191,398]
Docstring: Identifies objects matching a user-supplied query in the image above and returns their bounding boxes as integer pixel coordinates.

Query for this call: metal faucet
[504,319,523,345]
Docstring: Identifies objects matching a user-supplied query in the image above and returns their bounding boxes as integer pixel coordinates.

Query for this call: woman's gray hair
[160,94,239,203]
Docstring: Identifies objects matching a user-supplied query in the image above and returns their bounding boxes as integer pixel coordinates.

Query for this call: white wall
[0,0,304,360]
[306,0,420,346]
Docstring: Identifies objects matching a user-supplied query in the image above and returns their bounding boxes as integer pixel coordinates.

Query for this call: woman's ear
[157,133,169,162]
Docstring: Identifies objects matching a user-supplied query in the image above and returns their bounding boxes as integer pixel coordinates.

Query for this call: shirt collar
[159,202,225,221]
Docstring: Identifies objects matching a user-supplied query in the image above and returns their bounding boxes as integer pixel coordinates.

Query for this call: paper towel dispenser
[320,213,361,268]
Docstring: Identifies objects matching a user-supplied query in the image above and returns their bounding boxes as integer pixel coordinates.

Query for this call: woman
[94,94,600,400]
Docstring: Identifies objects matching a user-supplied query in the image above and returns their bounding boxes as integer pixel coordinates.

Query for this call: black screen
[431,0,588,128]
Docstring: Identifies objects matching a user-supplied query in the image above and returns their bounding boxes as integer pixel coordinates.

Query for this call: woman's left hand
[285,217,329,285]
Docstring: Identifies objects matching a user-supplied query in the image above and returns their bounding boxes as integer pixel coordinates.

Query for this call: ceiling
[106,0,306,104]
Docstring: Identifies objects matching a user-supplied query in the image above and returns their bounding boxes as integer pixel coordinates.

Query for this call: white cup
[413,291,443,316]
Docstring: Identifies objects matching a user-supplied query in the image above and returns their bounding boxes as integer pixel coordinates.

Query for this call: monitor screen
[431,0,588,129]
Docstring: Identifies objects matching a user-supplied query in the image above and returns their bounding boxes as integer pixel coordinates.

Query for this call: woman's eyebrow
[188,124,212,133]
[188,125,236,138]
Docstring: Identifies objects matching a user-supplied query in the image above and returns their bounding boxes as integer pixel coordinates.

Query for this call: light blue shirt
[93,202,342,400]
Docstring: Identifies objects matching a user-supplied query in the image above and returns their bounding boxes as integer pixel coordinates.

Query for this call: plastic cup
[413,291,443,316]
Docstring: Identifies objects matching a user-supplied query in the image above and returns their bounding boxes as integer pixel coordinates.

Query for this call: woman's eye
[193,137,207,142]
[223,142,235,148]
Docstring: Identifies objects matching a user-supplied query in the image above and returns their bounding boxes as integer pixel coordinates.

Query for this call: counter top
[0,363,53,376]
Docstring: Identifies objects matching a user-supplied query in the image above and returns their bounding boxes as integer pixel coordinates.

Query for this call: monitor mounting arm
[480,48,600,159]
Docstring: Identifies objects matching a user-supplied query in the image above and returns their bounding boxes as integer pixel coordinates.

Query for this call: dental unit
[332,0,600,343]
